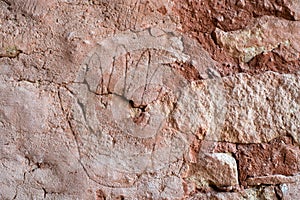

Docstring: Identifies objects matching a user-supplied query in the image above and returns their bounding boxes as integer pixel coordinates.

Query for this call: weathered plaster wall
[0,0,299,199]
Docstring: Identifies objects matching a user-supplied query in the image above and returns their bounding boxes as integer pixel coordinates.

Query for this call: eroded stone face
[1,0,300,199]
[215,16,300,62]
[172,71,300,144]
[173,0,300,76]
[184,153,239,192]
[220,72,300,143]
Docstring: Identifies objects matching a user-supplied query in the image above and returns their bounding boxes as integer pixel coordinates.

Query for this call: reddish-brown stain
[236,136,300,186]
[173,0,300,76]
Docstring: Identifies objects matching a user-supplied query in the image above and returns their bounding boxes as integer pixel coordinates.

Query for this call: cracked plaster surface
[1,0,300,199]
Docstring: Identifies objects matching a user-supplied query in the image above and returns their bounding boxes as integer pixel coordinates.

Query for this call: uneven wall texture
[0,0,300,199]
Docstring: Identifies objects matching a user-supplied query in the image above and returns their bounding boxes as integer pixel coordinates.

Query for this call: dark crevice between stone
[128,99,149,125]
[42,187,47,198]
[210,31,218,46]
[0,48,23,59]
[208,183,234,193]
[274,184,284,200]
[128,99,146,111]
[231,150,243,188]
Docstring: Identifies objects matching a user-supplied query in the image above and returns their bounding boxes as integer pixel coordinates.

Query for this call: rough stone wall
[0,0,299,199]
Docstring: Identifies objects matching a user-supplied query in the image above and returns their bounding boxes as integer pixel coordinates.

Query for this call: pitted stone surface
[1,0,300,199]
[184,153,239,192]
[220,72,300,143]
